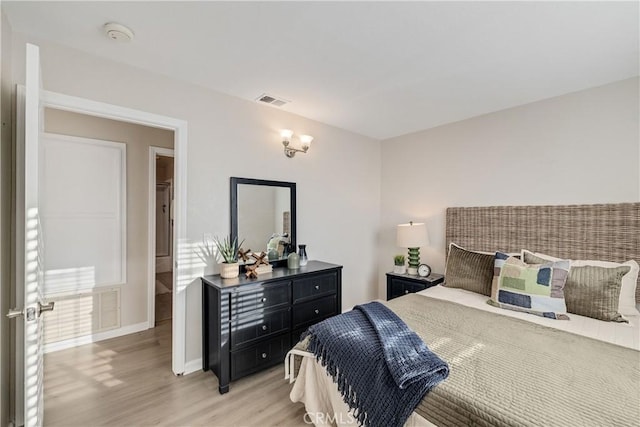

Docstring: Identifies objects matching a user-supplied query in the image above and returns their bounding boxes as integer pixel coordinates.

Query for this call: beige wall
[44,108,174,328]
[379,77,640,298]
[12,34,382,365]
[0,10,12,426]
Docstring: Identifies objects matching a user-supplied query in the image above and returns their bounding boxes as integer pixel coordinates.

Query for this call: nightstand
[386,272,444,300]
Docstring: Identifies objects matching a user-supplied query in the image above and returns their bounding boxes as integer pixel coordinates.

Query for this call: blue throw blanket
[302,301,449,427]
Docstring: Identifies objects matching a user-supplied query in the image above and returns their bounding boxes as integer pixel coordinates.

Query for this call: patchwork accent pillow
[444,243,495,296]
[489,252,570,320]
[522,250,631,322]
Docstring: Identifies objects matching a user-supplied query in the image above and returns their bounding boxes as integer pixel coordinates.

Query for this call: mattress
[288,286,640,426]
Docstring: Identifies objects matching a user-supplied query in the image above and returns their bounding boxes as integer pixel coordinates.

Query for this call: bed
[286,203,640,426]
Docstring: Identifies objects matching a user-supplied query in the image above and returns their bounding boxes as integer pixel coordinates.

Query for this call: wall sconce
[281,129,313,158]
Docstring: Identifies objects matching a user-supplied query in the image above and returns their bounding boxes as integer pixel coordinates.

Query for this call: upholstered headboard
[445,203,640,303]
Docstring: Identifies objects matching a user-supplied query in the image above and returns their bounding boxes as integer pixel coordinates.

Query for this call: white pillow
[521,250,639,317]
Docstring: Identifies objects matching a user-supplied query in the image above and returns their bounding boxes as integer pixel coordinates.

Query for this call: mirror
[230,177,296,267]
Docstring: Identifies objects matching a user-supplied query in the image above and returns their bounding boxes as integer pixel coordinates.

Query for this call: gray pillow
[523,252,630,322]
[444,244,494,296]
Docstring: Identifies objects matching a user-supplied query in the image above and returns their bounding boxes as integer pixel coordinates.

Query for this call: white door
[7,43,53,427]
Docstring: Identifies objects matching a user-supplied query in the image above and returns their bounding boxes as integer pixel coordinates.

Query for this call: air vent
[43,288,121,346]
[256,93,290,107]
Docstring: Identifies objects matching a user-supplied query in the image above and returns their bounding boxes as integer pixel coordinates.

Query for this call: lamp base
[407,247,421,275]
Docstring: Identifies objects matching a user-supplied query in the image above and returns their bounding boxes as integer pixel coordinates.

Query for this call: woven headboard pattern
[446,203,640,303]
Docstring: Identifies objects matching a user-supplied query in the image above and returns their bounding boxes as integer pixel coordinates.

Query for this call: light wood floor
[44,320,307,426]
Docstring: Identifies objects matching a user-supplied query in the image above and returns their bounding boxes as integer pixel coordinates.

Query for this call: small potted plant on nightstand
[213,235,244,279]
[393,254,406,274]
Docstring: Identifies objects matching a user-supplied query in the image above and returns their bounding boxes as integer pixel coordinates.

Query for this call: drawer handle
[261,297,267,303]
[314,309,320,314]
[314,285,320,290]
[261,352,268,359]
[404,290,409,294]
[261,325,268,331]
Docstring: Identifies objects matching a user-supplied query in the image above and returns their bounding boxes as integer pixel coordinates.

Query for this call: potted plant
[393,254,406,274]
[213,235,244,279]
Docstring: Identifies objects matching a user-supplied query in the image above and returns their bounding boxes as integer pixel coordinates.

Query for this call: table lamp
[397,221,429,275]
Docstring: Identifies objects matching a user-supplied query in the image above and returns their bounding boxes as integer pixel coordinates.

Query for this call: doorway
[40,89,188,375]
[150,150,175,326]
[39,108,176,355]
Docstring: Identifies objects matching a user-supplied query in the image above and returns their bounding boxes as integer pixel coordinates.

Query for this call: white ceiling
[3,1,639,140]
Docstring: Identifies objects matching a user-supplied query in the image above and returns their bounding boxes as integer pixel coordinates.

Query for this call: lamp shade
[396,222,429,248]
[281,129,293,141]
[299,135,313,151]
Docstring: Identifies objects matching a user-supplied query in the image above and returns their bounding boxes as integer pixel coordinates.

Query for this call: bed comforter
[291,294,640,426]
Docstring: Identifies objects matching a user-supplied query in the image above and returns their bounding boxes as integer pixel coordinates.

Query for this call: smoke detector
[104,23,135,42]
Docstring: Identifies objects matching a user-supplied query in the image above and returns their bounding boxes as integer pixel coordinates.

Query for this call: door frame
[148,147,175,329]
[39,90,188,375]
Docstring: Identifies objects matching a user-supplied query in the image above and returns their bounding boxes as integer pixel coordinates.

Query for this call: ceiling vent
[255,93,290,107]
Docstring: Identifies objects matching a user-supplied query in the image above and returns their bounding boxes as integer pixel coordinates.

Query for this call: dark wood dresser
[202,260,342,393]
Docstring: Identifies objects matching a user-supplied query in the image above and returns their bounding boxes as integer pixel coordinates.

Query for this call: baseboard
[183,358,202,375]
[43,321,149,353]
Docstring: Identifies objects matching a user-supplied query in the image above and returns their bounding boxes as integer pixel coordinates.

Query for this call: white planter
[393,265,406,274]
[219,262,239,279]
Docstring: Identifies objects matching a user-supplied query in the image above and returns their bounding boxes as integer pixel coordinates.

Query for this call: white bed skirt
[286,351,435,427]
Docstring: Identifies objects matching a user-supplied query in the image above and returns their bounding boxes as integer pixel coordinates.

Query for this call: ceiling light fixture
[104,22,135,42]
[281,130,313,158]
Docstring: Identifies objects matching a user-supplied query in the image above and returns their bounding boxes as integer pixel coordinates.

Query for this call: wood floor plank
[44,320,308,426]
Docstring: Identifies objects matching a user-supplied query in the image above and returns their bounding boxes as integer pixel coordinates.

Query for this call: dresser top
[202,260,342,290]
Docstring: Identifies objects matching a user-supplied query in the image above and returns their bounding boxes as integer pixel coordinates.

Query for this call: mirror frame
[230,177,297,267]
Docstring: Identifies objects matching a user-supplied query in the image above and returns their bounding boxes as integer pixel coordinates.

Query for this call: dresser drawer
[231,308,290,349]
[292,294,337,328]
[230,333,290,381]
[292,272,338,303]
[389,278,426,299]
[233,281,290,315]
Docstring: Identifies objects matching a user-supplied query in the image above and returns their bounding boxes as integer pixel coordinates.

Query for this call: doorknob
[6,308,23,318]
[7,302,54,320]
[39,301,55,315]
[7,307,36,320]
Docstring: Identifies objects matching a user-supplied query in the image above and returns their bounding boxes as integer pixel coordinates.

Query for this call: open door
[6,43,53,427]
